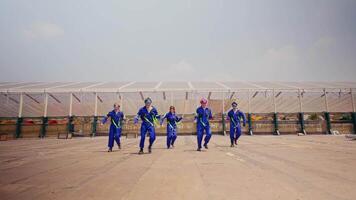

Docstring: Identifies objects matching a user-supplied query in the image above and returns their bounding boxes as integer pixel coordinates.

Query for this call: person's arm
[101,113,111,124]
[160,113,167,125]
[120,113,125,126]
[176,115,183,122]
[153,108,160,119]
[226,111,230,121]
[134,110,141,124]
[194,108,199,123]
[208,109,213,120]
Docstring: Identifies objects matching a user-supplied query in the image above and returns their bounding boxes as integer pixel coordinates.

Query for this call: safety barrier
[0,112,355,140]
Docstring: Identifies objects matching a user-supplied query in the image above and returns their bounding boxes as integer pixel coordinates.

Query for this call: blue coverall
[196,106,213,149]
[227,109,246,144]
[136,106,160,149]
[102,110,124,149]
[161,112,182,148]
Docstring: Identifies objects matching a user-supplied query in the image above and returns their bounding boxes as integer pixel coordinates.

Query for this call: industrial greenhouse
[0,81,355,139]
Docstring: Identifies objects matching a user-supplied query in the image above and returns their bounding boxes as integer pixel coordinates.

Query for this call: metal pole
[18,93,23,118]
[298,89,306,135]
[248,89,251,113]
[94,92,98,117]
[120,94,124,110]
[324,88,329,112]
[222,91,226,135]
[222,91,225,113]
[69,93,73,117]
[351,88,355,112]
[273,89,277,113]
[298,89,303,113]
[44,93,48,117]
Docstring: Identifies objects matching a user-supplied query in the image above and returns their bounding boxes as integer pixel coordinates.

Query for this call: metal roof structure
[0,81,355,117]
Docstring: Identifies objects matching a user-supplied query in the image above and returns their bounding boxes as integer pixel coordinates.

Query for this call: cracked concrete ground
[0,135,355,200]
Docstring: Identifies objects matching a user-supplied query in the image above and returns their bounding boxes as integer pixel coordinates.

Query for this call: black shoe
[234,139,237,145]
[118,143,121,149]
[204,144,208,149]
[171,144,174,148]
[148,146,152,153]
[197,148,201,151]
[230,144,234,147]
[138,148,144,154]
[108,148,112,152]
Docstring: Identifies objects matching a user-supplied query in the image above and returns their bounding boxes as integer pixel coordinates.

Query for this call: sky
[0,0,356,82]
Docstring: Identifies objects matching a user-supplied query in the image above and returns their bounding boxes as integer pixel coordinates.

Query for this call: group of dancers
[101,97,246,154]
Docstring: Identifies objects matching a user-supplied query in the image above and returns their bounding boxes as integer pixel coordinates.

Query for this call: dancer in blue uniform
[134,97,160,154]
[195,98,213,151]
[160,106,183,149]
[227,101,246,147]
[102,103,125,152]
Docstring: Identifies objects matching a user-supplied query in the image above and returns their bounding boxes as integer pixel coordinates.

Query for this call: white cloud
[24,22,64,40]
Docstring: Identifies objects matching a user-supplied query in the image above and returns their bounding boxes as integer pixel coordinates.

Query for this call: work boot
[204,144,208,149]
[197,148,201,151]
[138,148,144,154]
[230,143,234,147]
[108,148,112,152]
[118,143,121,149]
[234,138,238,145]
[148,145,152,153]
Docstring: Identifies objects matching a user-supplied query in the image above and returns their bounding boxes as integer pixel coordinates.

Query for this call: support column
[324,112,331,134]
[351,112,356,134]
[248,113,253,135]
[40,117,48,138]
[69,93,73,117]
[93,92,98,137]
[247,90,253,135]
[16,93,24,138]
[222,92,226,135]
[273,112,280,135]
[298,112,306,135]
[323,89,331,134]
[15,117,23,139]
[298,89,306,135]
[40,93,49,138]
[92,116,98,137]
[67,116,74,138]
[68,93,74,137]
[272,89,279,135]
[352,89,356,134]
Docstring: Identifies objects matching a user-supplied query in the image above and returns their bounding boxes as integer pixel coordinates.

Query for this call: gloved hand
[133,117,139,124]
[159,119,164,126]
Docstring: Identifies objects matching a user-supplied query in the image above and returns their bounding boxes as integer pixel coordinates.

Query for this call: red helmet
[200,98,208,104]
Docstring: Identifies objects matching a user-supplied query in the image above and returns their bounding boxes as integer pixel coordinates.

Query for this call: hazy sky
[1,0,356,82]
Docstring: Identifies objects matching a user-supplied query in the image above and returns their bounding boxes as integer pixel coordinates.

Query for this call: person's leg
[166,127,172,148]
[197,125,203,150]
[235,125,242,145]
[203,125,212,148]
[108,127,114,151]
[229,125,235,147]
[115,128,121,149]
[171,128,177,147]
[148,126,156,153]
[139,125,147,153]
